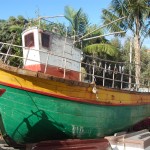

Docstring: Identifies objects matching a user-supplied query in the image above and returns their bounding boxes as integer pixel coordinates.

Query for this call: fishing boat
[0,23,149,147]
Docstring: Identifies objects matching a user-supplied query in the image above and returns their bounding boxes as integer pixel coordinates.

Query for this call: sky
[0,0,150,48]
[0,0,111,25]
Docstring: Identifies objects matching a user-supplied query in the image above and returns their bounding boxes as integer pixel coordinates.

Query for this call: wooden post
[129,39,133,90]
[44,52,50,74]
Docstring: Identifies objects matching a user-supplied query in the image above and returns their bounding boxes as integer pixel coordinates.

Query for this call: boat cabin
[22,27,82,81]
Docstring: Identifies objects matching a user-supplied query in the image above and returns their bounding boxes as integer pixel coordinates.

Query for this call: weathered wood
[26,139,110,150]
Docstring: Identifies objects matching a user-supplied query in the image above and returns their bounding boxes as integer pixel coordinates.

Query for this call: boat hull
[0,84,150,145]
[0,66,149,145]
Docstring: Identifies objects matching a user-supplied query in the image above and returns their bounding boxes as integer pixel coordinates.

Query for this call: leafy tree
[102,0,150,87]
[0,16,28,66]
[110,37,121,51]
[0,16,28,44]
[141,49,150,86]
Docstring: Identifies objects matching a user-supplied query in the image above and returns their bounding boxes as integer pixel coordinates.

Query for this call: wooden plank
[26,139,110,150]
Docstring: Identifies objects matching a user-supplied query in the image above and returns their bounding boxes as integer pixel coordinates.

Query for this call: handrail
[0,42,149,92]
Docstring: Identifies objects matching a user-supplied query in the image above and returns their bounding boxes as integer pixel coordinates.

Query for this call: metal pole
[4,34,16,63]
[103,63,106,86]
[121,73,123,89]
[112,72,115,88]
[80,16,126,40]
[83,31,126,41]
[63,58,66,78]
[92,60,96,83]
[33,15,65,22]
[63,27,67,78]
[23,48,30,68]
[0,43,4,51]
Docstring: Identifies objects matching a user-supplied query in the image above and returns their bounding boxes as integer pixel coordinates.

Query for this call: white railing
[0,41,149,92]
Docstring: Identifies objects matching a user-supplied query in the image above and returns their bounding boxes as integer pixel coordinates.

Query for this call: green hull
[0,85,150,145]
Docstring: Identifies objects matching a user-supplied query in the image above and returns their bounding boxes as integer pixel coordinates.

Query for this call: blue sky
[0,0,111,25]
[0,0,150,48]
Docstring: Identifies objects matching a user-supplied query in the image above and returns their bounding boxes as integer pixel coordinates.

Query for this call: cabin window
[25,33,34,47]
[41,33,50,48]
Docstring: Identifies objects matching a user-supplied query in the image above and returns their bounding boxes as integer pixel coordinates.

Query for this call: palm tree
[102,0,150,88]
[64,6,119,58]
[64,6,89,41]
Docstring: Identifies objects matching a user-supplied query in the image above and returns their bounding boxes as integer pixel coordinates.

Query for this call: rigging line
[79,16,127,41]
[13,76,41,112]
[33,15,65,21]
[83,31,126,41]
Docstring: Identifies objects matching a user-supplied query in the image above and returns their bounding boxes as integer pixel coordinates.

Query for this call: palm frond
[102,9,126,36]
[83,43,118,56]
[64,6,75,27]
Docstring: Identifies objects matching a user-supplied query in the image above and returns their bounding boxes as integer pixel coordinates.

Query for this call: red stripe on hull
[24,64,80,81]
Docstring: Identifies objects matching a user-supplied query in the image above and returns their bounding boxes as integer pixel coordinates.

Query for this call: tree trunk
[134,15,141,89]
